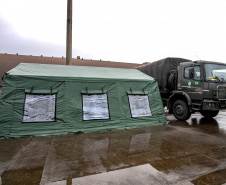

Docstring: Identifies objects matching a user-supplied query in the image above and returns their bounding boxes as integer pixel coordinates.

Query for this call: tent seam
[9,80,18,137]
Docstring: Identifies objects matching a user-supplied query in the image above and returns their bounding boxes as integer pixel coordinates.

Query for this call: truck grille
[217,86,226,99]
[212,90,217,100]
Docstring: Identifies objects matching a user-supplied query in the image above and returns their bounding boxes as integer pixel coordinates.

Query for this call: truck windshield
[204,63,226,82]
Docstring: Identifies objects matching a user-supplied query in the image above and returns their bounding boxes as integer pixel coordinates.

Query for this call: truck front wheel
[172,100,191,121]
[200,110,219,118]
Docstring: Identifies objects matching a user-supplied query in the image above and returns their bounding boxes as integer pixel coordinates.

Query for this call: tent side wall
[0,74,166,138]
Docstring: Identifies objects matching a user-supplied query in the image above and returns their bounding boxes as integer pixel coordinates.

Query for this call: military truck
[137,58,226,120]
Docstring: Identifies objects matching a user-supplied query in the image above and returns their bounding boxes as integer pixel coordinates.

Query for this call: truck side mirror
[188,68,194,79]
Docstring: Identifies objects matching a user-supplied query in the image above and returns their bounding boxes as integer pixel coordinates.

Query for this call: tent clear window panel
[22,94,56,122]
[83,94,110,120]
[128,95,152,118]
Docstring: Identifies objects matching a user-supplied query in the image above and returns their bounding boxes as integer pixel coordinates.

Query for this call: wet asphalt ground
[0,111,226,185]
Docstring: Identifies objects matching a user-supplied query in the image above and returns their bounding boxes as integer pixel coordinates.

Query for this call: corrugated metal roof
[0,54,141,86]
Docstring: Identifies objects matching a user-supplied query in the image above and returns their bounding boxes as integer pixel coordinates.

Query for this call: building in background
[0,53,141,87]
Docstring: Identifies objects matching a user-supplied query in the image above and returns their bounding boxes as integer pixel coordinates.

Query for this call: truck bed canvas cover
[137,58,191,90]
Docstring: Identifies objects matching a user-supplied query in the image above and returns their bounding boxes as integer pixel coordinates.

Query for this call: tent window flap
[83,94,110,121]
[22,94,56,123]
[128,95,152,118]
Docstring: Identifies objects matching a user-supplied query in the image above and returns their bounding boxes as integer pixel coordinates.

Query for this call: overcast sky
[0,0,226,63]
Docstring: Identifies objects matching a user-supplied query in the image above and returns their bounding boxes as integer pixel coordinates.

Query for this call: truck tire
[172,100,191,120]
[200,110,219,118]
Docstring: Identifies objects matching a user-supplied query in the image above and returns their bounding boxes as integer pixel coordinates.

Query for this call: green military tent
[0,63,167,138]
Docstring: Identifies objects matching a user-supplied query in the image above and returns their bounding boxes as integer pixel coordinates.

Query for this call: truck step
[191,103,202,110]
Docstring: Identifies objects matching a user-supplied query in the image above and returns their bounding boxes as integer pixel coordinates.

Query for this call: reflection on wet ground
[0,112,226,184]
[192,169,226,185]
[1,167,43,185]
[167,111,226,134]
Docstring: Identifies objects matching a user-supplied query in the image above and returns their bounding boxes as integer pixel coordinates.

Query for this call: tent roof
[8,63,153,81]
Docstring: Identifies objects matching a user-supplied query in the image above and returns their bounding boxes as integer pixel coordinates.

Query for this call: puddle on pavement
[192,168,226,185]
[39,126,165,183]
[1,113,226,184]
[42,122,225,183]
[168,115,226,135]
[1,167,43,185]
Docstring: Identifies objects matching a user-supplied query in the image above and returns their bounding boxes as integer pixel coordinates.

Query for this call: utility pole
[66,0,72,65]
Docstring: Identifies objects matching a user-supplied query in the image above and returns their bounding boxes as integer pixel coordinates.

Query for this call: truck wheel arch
[167,92,192,114]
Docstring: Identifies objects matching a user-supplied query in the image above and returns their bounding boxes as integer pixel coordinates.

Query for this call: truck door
[182,65,203,100]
